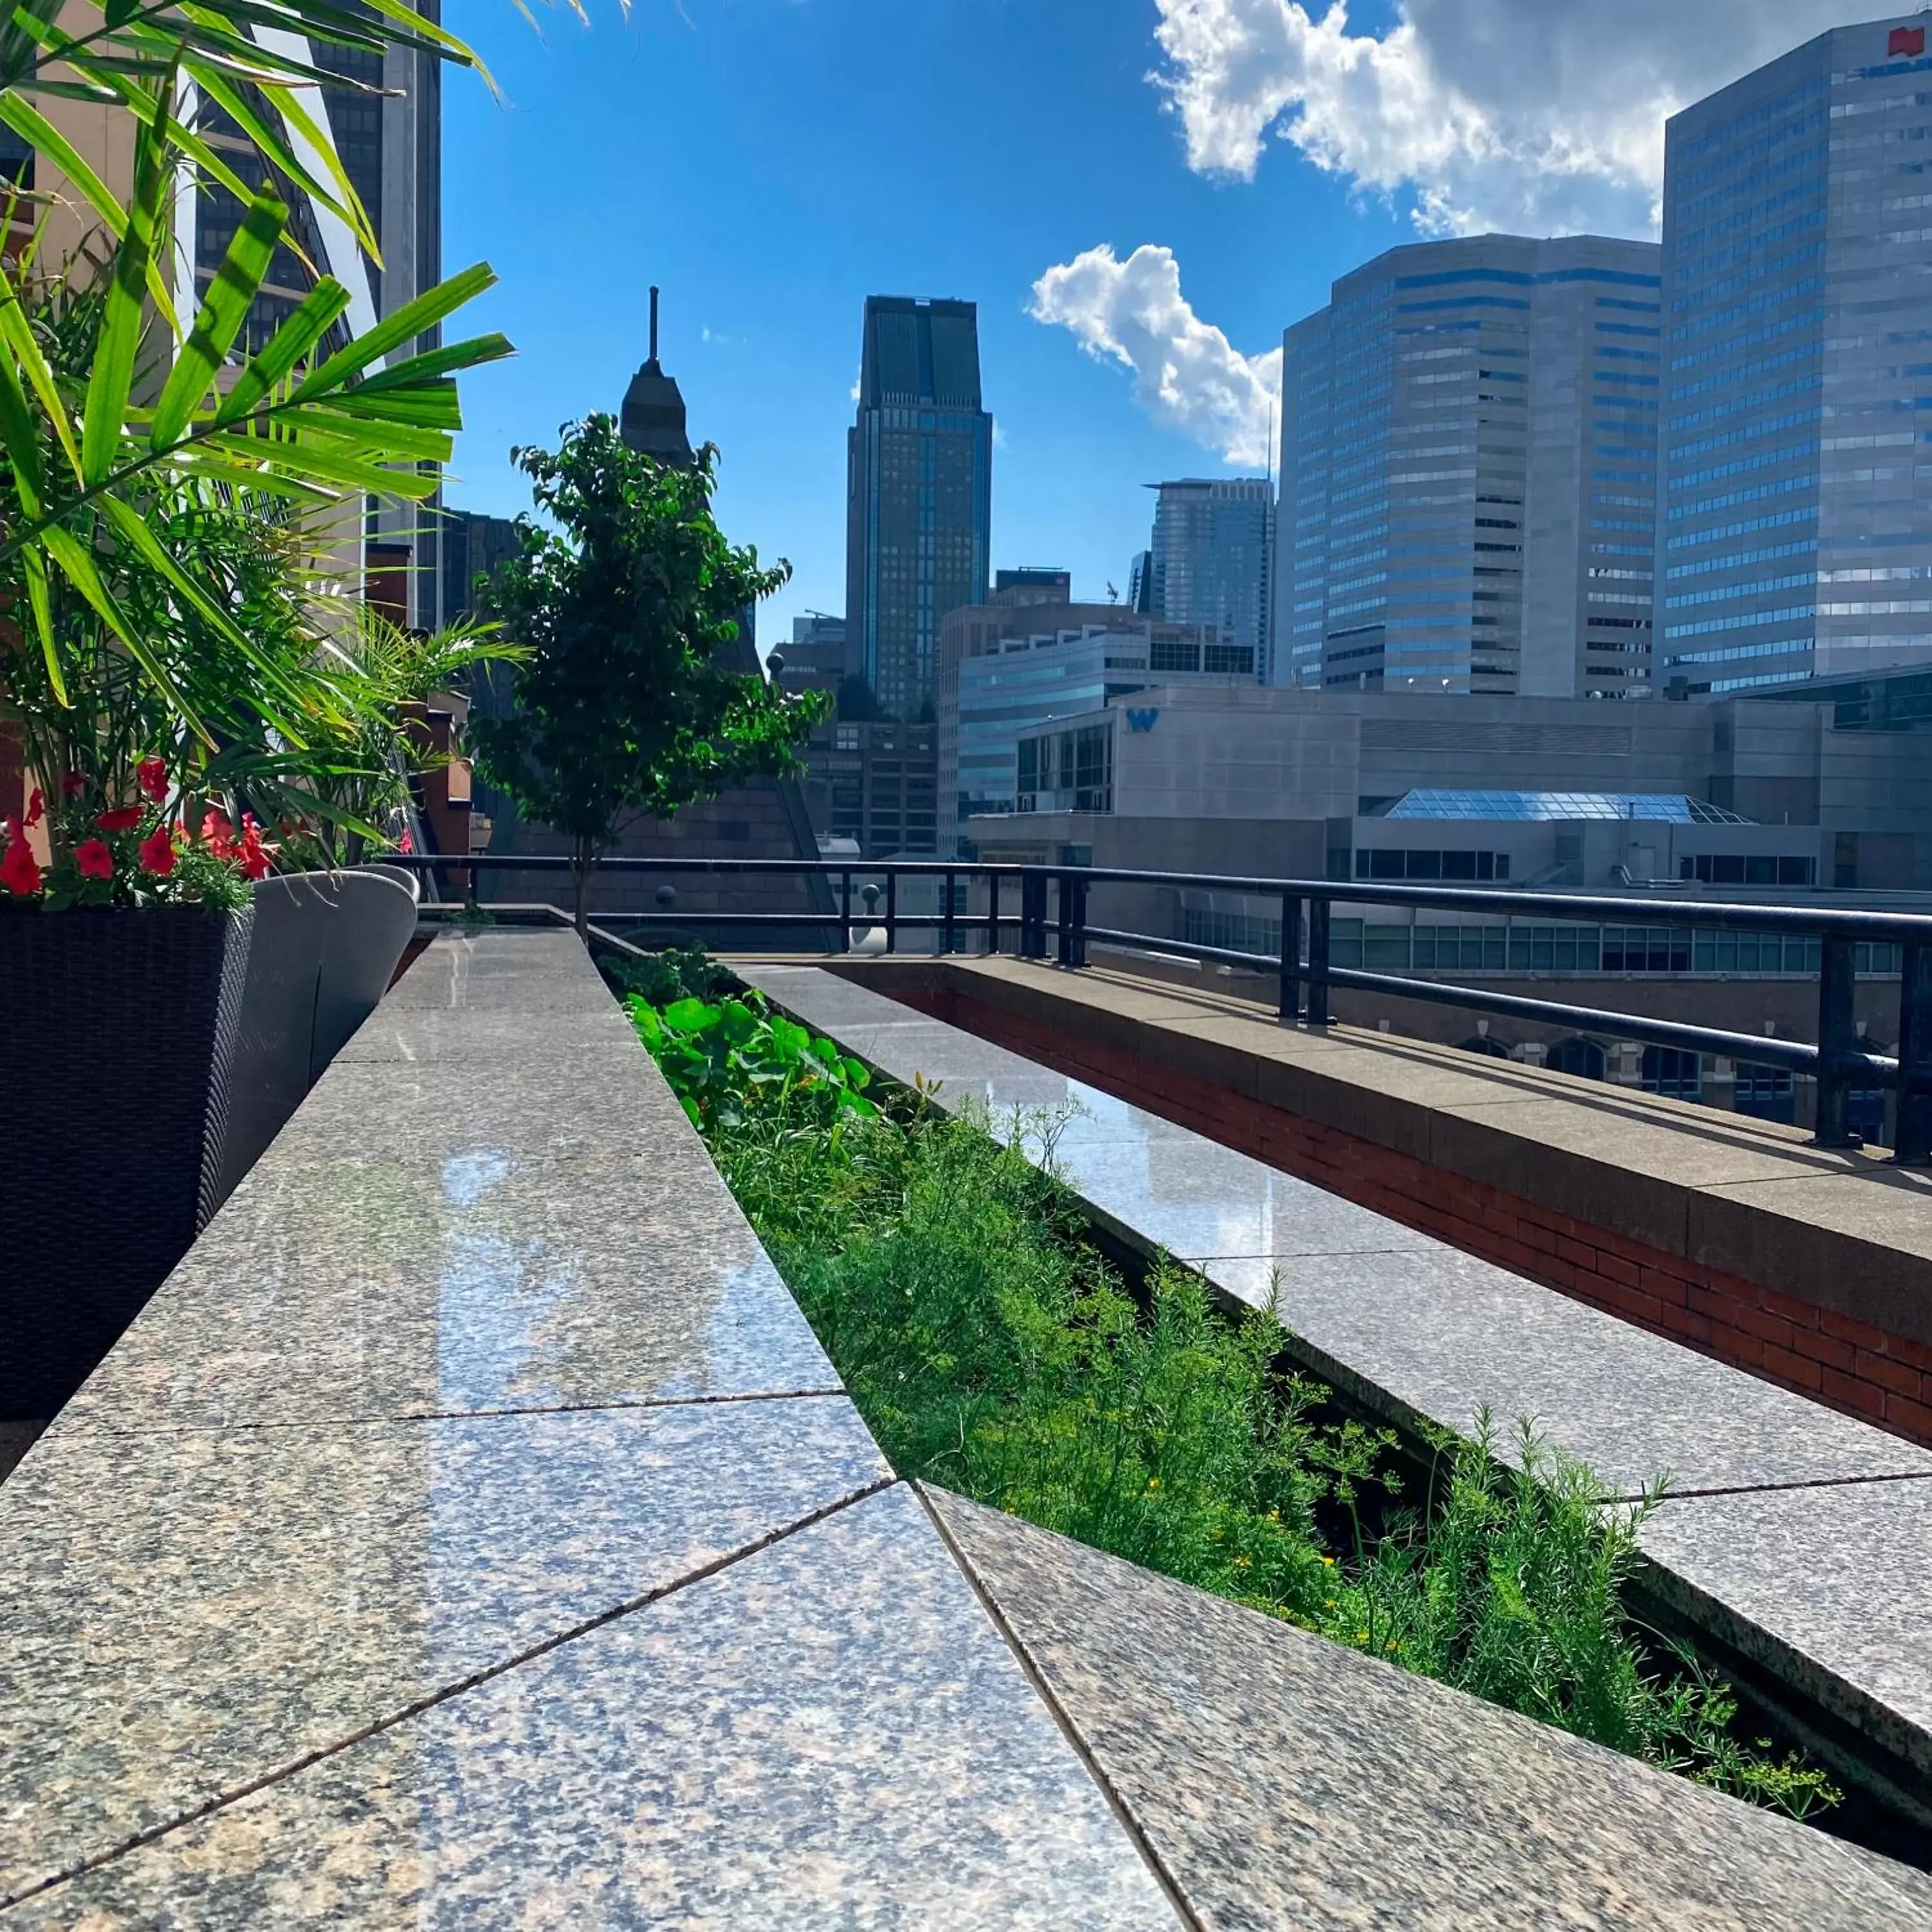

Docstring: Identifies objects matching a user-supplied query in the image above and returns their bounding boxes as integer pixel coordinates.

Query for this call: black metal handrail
[388,854,1932,1164]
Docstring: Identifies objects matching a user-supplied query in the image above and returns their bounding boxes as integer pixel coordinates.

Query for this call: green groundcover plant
[626,976,1839,1822]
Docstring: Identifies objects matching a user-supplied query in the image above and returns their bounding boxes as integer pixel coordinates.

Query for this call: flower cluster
[0,761,270,911]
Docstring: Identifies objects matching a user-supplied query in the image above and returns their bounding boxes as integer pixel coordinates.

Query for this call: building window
[1642,1046,1703,1101]
[1357,849,1509,881]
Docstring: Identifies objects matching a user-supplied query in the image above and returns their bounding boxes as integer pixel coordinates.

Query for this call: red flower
[238,821,273,881]
[97,806,144,834]
[24,787,44,829]
[75,837,115,881]
[398,828,414,855]
[137,825,177,877]
[0,835,41,898]
[137,757,167,803]
[200,809,236,858]
[61,771,86,798]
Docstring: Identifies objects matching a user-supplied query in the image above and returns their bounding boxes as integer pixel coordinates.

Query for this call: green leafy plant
[468,417,829,935]
[0,90,509,742]
[627,989,878,1133]
[600,942,728,1009]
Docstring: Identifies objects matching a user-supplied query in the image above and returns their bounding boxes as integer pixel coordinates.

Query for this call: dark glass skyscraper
[846,297,992,718]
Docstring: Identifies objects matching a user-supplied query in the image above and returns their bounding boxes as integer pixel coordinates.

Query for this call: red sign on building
[1891,25,1926,56]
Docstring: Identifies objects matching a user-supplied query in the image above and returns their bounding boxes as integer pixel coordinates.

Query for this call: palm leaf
[79,79,167,486]
[149,189,284,448]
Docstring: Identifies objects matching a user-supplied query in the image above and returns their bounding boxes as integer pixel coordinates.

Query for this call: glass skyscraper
[1660,15,1932,695]
[846,297,993,719]
[1277,234,1663,697]
[1144,479,1271,678]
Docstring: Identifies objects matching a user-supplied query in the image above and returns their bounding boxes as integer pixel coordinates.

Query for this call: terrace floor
[1,930,1928,1925]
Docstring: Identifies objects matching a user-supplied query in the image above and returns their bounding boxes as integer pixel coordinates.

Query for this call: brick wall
[896,987,1932,1452]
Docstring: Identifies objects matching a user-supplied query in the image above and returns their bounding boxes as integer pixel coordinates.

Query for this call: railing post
[1056,871,1073,967]
[1814,935,1859,1147]
[943,869,956,956]
[1024,871,1047,960]
[1896,940,1932,1164]
[1071,874,1090,969]
[841,870,853,954]
[884,870,898,955]
[986,871,1001,956]
[1306,896,1331,1028]
[1278,893,1303,1022]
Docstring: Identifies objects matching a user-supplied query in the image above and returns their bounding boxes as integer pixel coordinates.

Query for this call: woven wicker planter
[1,902,253,1421]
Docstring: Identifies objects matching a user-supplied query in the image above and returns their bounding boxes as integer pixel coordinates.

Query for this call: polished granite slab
[746,971,1929,1493]
[927,1488,1932,1932]
[0,1395,891,1904]
[53,1142,838,1434]
[1640,1477,1932,1786]
[8,1486,1180,1930]
[1195,1246,1932,1495]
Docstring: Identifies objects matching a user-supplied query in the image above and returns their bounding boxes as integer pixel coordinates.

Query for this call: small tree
[471,416,826,934]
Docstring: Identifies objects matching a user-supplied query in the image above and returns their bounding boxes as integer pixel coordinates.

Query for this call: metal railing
[390,854,1932,1164]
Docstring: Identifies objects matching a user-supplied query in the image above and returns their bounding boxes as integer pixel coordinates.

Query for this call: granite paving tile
[55,1149,836,1434]
[6,1486,1180,1931]
[1194,1247,1932,1495]
[1638,1478,1932,1785]
[337,1009,647,1065]
[0,1396,890,1904]
[926,1488,1932,1932]
[255,1049,693,1171]
[1049,1134,1441,1266]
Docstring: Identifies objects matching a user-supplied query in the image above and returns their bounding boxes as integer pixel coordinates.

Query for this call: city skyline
[445,6,1907,653]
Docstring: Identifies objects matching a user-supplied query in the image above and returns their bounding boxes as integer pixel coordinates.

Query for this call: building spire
[649,285,660,370]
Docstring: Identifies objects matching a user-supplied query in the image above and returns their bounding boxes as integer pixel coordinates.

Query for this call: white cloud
[1029,243,1281,468]
[1150,0,1853,236]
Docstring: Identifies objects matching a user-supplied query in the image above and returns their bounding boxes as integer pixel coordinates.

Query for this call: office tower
[846,297,993,717]
[1278,233,1663,697]
[441,510,522,622]
[621,287,697,468]
[1144,480,1272,677]
[1659,15,1932,695]
[187,12,445,627]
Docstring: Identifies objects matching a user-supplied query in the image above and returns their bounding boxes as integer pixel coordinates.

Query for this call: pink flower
[96,806,144,834]
[0,835,41,898]
[137,825,177,877]
[75,838,114,881]
[398,828,414,855]
[137,757,167,803]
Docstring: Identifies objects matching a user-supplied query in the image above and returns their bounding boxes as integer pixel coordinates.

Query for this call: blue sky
[442,0,1842,647]
[443,0,1412,644]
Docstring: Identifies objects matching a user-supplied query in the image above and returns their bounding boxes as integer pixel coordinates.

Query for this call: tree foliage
[470,415,827,930]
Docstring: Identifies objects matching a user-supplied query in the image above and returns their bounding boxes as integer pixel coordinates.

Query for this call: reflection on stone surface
[57,1138,837,1434]
[0,1397,889,1903]
[930,1488,1932,1932]
[8,1488,1177,1931]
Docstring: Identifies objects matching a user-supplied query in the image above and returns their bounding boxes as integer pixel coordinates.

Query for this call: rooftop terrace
[5,925,1931,1921]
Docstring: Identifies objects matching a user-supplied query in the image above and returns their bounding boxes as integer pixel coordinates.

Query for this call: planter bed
[618,969,1858,1839]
